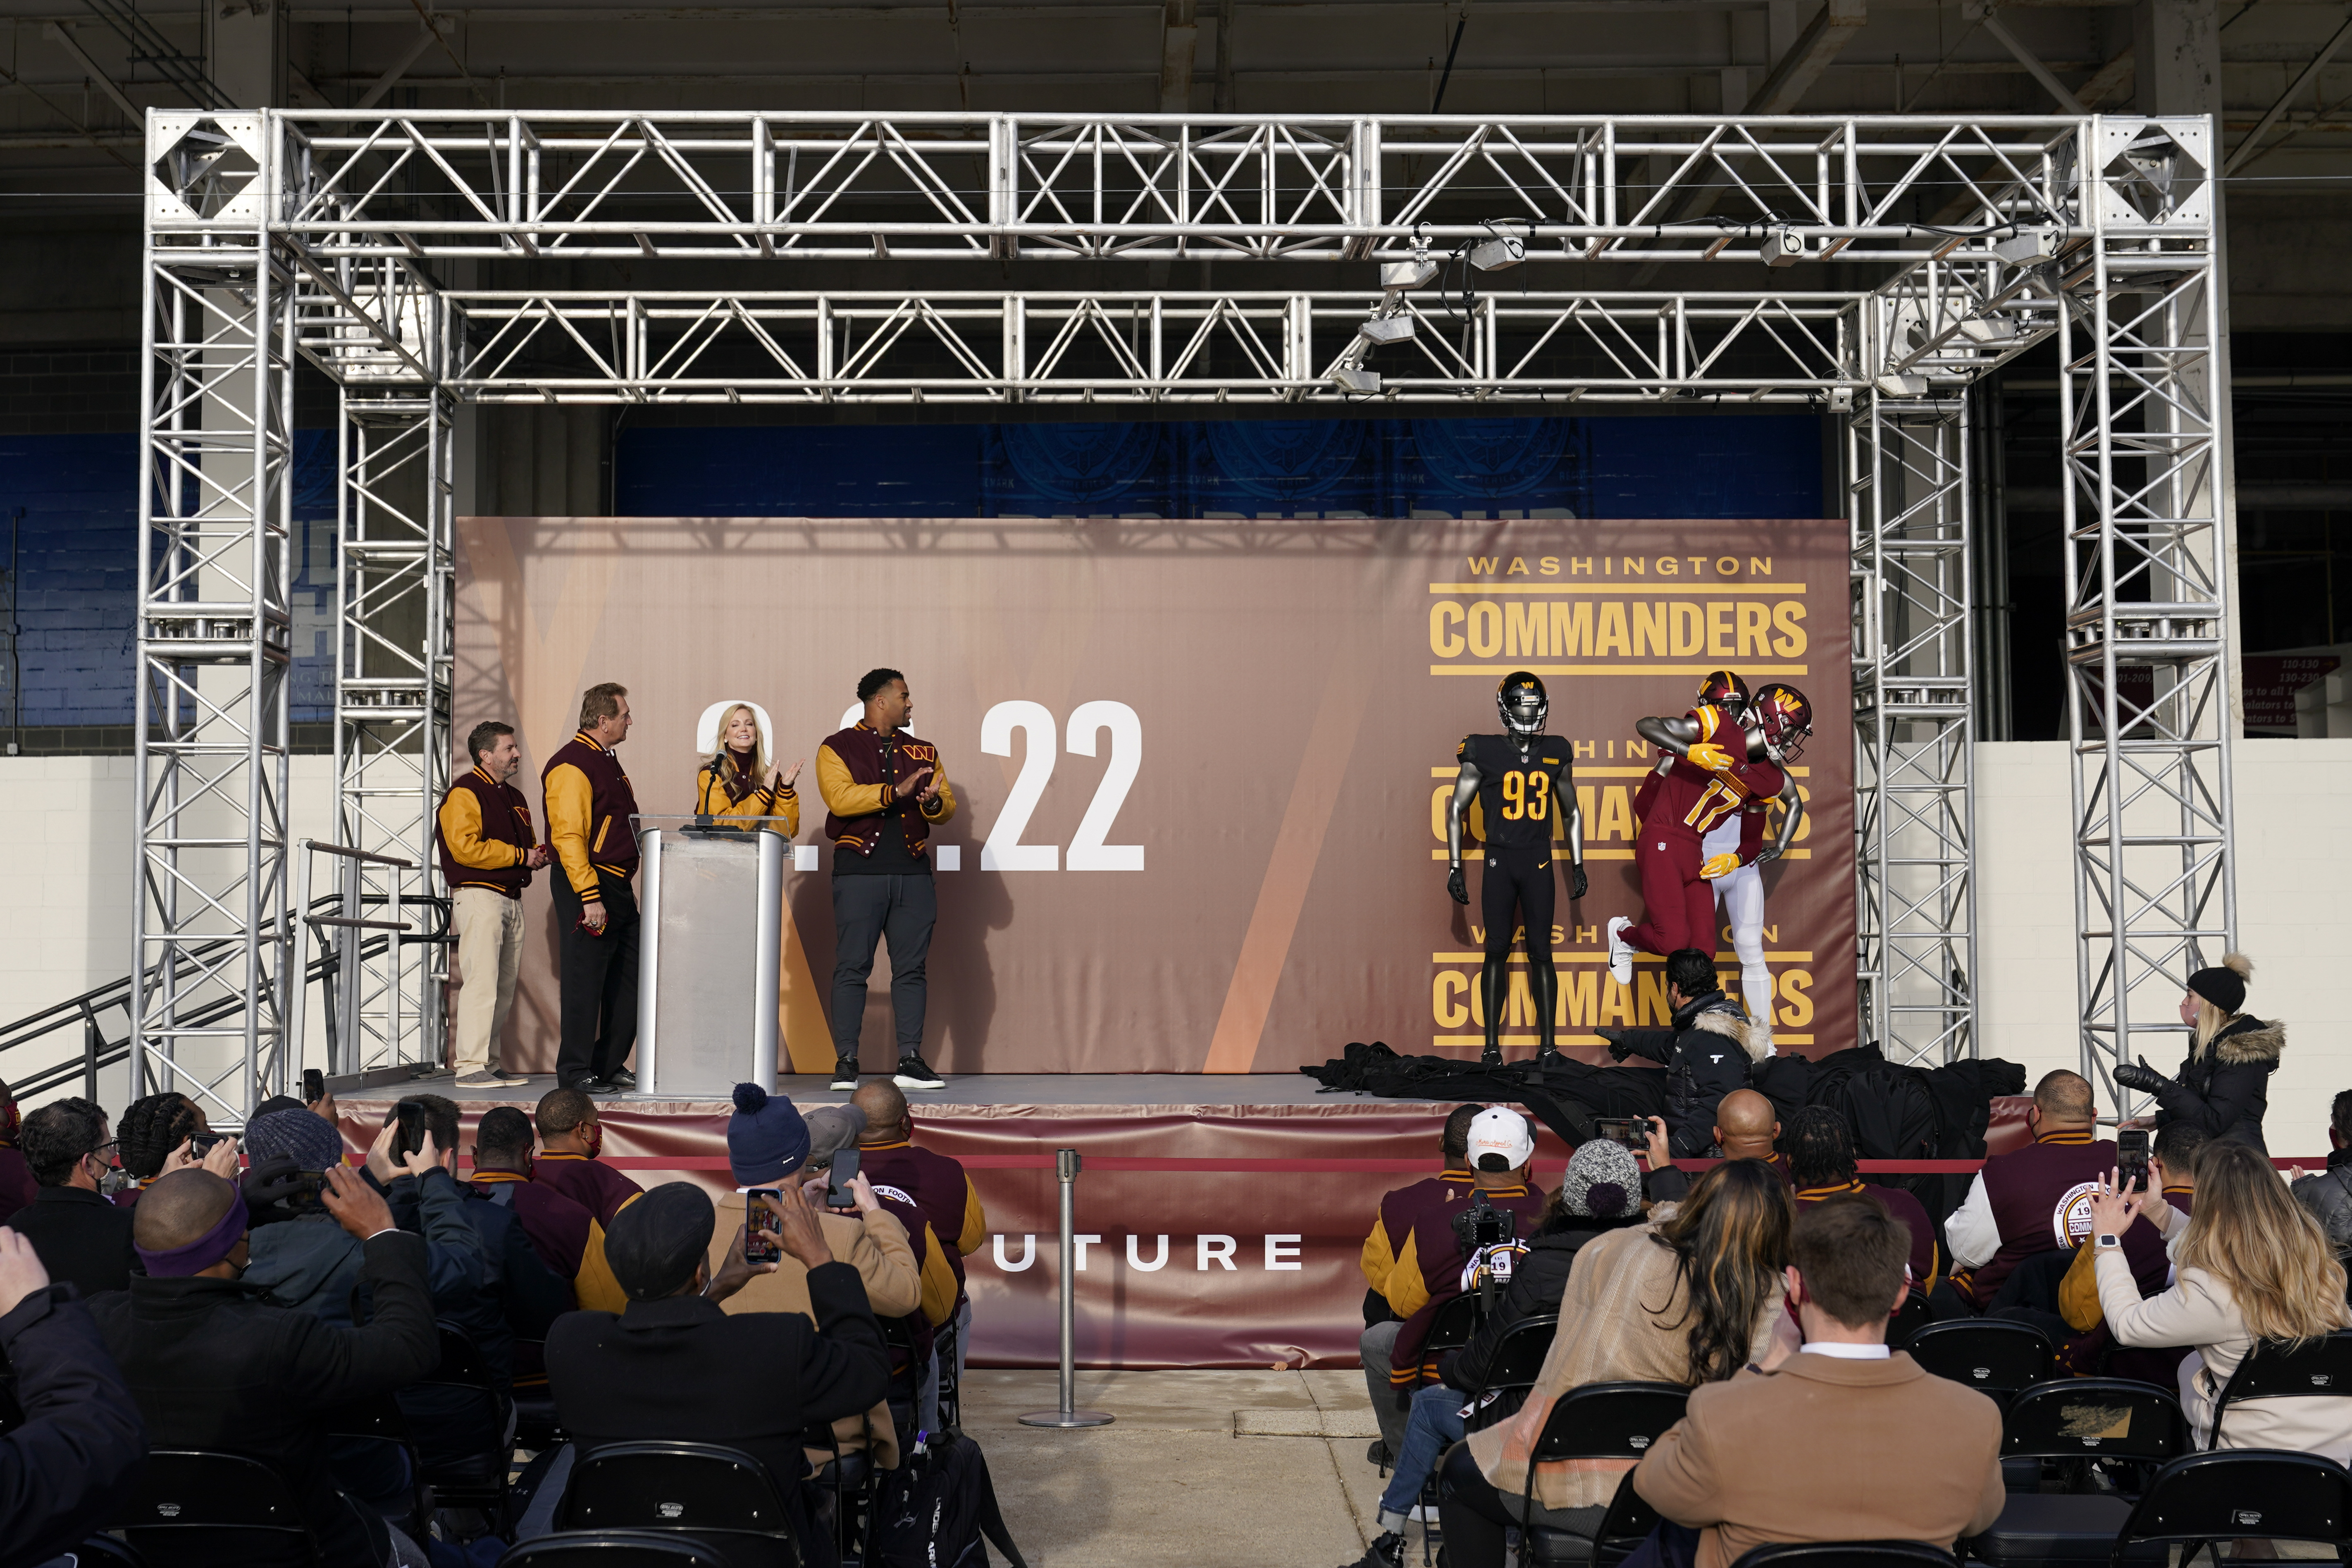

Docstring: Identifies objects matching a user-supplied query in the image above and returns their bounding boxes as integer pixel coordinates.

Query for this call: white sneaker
[1606,916,1635,986]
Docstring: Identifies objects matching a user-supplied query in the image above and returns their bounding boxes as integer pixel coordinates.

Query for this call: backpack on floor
[868,1432,1026,1568]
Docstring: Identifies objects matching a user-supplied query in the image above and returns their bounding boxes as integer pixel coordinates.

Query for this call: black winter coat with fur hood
[2150,1013,2283,1152]
[1610,988,1765,1157]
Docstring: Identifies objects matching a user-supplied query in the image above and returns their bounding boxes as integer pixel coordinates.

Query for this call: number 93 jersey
[1460,733,1572,852]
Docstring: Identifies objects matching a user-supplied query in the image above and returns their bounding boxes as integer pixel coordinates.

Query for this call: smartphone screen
[2117,1129,2150,1188]
[188,1133,224,1157]
[1595,1118,1644,1151]
[391,1102,427,1162]
[826,1147,860,1209]
[302,1068,325,1103]
[744,1188,782,1263]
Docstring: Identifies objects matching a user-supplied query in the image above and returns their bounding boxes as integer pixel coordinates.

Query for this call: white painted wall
[2,742,2344,1153]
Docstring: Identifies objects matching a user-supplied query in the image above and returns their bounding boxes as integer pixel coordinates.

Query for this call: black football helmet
[1751,683,1813,763]
[1696,669,1751,723]
[1497,671,1549,737]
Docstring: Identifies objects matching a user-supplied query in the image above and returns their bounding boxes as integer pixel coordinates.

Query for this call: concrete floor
[961,1368,1399,1568]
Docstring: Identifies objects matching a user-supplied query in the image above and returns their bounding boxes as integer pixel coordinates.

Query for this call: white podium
[636,827,787,1098]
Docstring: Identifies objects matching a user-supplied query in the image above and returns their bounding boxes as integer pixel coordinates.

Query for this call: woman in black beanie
[2113,952,2282,1151]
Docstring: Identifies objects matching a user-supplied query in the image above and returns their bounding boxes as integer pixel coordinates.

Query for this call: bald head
[134,1169,239,1251]
[2033,1070,2094,1129]
[1713,1090,1781,1160]
[852,1080,909,1142]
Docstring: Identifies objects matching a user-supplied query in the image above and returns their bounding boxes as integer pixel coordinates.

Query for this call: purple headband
[134,1190,250,1277]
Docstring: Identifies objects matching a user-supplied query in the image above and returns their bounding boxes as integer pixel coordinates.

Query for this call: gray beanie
[1561,1138,1642,1219]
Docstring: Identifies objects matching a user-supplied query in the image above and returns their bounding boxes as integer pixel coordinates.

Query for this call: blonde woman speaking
[695,700,803,836]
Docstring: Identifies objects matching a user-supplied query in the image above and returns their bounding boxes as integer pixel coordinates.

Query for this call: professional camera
[1450,1191,1519,1254]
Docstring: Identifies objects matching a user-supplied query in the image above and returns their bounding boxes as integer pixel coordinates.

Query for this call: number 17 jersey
[1459,733,1572,852]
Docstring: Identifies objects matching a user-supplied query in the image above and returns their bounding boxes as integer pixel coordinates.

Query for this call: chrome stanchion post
[1019,1148,1113,1429]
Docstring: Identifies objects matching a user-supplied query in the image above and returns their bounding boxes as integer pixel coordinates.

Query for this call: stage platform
[339,1069,1474,1372]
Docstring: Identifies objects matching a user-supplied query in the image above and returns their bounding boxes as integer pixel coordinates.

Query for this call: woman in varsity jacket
[695,701,802,835]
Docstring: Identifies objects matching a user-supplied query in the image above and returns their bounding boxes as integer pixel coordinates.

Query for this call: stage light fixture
[1381,258,1439,291]
[1959,314,2018,344]
[1874,372,1930,397]
[1994,226,2062,266]
[1332,366,1384,394]
[1362,315,1416,344]
[1468,223,1527,272]
[1761,226,1808,268]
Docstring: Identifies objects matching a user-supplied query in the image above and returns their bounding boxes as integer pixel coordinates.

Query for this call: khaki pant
[451,887,525,1075]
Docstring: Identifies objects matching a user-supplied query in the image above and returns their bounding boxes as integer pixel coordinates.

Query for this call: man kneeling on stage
[1596,948,1765,1158]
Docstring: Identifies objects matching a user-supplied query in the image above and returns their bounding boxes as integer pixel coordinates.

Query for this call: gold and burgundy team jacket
[437,766,538,899]
[816,721,958,860]
[541,731,643,897]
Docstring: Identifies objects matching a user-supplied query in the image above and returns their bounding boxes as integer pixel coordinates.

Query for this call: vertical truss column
[2061,121,2234,1105]
[134,115,296,1121]
[332,386,455,1081]
[1850,391,1978,1066]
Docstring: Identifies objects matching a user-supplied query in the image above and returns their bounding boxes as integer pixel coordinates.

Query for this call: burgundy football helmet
[1695,669,1751,723]
[1751,683,1813,763]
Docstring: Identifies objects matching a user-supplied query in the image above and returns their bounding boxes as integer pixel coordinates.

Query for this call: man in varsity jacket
[544,683,644,1095]
[817,668,958,1094]
[437,720,551,1088]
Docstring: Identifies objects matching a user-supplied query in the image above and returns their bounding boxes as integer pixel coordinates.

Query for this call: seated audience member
[1437,1159,1793,1568]
[471,1103,627,1312]
[1596,948,1764,1158]
[245,1109,484,1324]
[544,1180,892,1567]
[1357,1103,1484,1459]
[2291,1089,2352,1263]
[1632,1194,2006,1568]
[1784,1105,1939,1296]
[1643,1091,1787,1202]
[115,1091,208,1204]
[532,1086,644,1226]
[1342,1138,1647,1568]
[7,1098,139,1296]
[0,1227,146,1565]
[1386,1109,1548,1416]
[87,1167,439,1568]
[1943,1069,2114,1309]
[718,1086,930,1469]
[387,1093,574,1384]
[2152,1122,2206,1217]
[2090,1141,2352,1458]
[854,1078,985,1430]
[0,1078,35,1223]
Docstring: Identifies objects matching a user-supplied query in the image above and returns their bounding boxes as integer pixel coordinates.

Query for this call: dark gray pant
[829,872,936,1061]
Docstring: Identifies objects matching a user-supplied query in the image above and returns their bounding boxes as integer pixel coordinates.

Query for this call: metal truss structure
[136,107,2230,1112]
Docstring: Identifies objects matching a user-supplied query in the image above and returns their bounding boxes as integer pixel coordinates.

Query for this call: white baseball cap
[1467,1107,1535,1172]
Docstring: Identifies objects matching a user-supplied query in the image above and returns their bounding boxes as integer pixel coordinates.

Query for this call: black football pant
[551,870,638,1087]
[829,872,937,1062]
[1481,845,1558,1056]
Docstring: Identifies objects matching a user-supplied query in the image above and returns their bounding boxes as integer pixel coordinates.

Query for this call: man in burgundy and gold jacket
[817,668,957,1095]
[543,683,643,1095]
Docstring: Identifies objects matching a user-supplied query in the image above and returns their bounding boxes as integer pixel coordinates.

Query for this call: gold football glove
[1685,742,1734,773]
[1700,852,1743,881]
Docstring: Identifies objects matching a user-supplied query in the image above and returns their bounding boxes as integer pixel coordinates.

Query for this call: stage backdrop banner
[455,517,1855,1074]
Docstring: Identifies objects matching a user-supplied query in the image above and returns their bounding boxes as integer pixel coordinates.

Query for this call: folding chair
[2108,1449,2352,1568]
[399,1322,519,1519]
[1514,1381,1690,1568]
[2203,1328,2352,1450]
[318,1389,434,1543]
[1905,1320,2057,1408]
[557,1439,805,1568]
[114,1449,321,1566]
[1960,1379,2188,1565]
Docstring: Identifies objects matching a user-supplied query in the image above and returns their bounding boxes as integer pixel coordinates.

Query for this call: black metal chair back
[2206,1329,2352,1449]
[1730,1544,1963,1568]
[1529,1381,1691,1463]
[495,1530,731,1567]
[1904,1319,2055,1404]
[1469,1312,1560,1399]
[1999,1379,2190,1464]
[557,1440,803,1567]
[317,1391,432,1540]
[114,1449,320,1565]
[2110,1449,2352,1568]
[399,1322,518,1513]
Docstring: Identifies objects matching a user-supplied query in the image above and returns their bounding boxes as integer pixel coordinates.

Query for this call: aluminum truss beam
[147,109,2088,267]
[133,107,2233,1086]
[2058,119,2236,1107]
[134,113,295,1122]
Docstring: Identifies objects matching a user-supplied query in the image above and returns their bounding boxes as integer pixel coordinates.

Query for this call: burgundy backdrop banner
[453,516,1856,1074]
